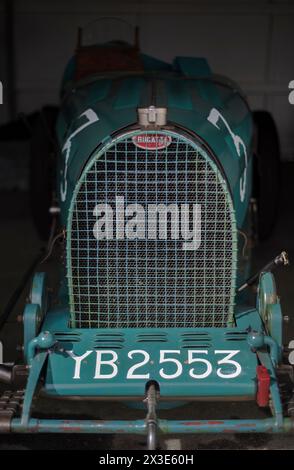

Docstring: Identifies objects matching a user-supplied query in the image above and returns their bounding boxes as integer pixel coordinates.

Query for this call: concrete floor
[0,164,294,450]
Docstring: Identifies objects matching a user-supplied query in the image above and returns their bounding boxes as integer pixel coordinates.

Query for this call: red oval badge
[132,134,172,150]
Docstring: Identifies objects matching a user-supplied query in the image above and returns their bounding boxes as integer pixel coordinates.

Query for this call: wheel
[253,111,281,241]
[29,106,58,240]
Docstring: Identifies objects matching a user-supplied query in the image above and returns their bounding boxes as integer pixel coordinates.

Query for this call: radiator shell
[67,129,237,329]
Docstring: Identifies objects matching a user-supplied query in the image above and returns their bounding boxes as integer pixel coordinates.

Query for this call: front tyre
[29,106,58,240]
[253,110,281,241]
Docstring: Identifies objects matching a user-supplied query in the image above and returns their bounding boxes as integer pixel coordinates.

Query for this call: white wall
[0,0,294,160]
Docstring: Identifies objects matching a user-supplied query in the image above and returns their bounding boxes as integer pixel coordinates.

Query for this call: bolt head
[247,330,265,349]
[37,331,55,349]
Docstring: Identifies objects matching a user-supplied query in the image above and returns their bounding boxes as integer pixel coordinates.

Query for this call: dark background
[0,0,294,450]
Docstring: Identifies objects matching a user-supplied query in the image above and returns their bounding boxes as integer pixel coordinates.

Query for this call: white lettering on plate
[68,349,242,380]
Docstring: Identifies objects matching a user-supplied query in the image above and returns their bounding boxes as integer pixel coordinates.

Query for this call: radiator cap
[138,106,167,127]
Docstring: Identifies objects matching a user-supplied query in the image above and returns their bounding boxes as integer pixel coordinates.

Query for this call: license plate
[68,348,242,380]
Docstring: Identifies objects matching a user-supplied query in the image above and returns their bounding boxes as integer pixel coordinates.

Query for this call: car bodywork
[0,33,293,448]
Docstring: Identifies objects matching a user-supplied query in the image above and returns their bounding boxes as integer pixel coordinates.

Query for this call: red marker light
[256,365,271,407]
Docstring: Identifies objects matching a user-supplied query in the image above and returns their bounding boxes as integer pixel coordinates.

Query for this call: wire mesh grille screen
[68,131,237,328]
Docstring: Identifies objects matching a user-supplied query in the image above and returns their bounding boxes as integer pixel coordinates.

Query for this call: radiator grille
[67,130,237,328]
